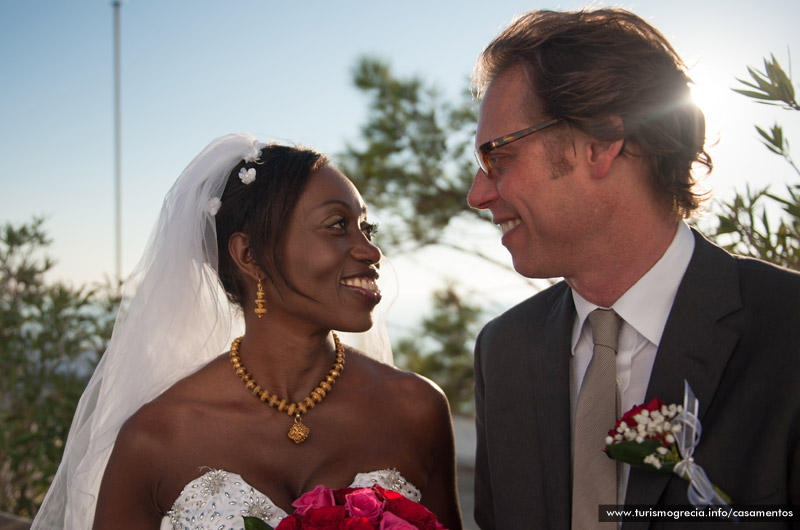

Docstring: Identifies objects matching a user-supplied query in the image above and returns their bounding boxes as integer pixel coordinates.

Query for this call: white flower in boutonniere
[239,167,257,185]
[605,381,734,512]
[208,197,222,216]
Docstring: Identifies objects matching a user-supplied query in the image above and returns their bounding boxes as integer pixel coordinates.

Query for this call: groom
[467,8,800,530]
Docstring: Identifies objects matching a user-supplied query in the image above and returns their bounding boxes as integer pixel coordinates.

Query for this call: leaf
[767,55,797,103]
[605,440,675,473]
[715,215,740,235]
[731,89,783,103]
[243,516,274,530]
[733,54,800,109]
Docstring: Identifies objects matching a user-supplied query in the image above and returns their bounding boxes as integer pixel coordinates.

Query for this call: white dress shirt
[570,221,695,504]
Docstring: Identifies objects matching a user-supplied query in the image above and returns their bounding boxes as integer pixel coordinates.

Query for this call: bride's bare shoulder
[116,353,232,445]
[346,348,450,417]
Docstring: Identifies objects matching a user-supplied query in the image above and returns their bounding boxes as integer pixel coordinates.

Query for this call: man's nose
[467,168,498,210]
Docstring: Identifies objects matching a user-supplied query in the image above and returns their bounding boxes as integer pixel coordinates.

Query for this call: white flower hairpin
[208,197,222,216]
[239,167,257,185]
[243,139,265,163]
[207,138,266,214]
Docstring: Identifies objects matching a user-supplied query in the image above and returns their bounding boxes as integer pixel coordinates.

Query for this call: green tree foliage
[393,286,481,416]
[0,219,117,517]
[339,58,493,415]
[733,54,800,112]
[709,54,800,270]
[341,58,544,414]
[339,57,490,255]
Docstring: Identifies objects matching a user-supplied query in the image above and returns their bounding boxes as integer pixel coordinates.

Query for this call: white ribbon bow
[672,380,731,508]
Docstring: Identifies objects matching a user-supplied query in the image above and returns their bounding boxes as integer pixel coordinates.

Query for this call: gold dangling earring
[254,277,267,318]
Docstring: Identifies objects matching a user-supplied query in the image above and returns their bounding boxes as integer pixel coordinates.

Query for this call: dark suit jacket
[473,230,800,529]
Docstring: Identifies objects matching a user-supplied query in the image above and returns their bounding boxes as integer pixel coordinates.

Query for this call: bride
[32,134,463,530]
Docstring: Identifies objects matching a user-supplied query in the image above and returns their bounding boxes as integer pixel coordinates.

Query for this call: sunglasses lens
[474,150,489,175]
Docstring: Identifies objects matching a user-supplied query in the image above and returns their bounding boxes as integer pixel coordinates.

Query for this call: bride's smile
[341,270,381,301]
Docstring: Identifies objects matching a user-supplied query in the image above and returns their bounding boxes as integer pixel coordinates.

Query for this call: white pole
[112,0,122,282]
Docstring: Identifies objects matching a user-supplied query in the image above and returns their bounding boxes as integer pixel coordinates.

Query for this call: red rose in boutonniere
[604,396,683,472]
[604,381,733,509]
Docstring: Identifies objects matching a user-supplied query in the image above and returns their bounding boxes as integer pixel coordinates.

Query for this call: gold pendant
[288,415,309,444]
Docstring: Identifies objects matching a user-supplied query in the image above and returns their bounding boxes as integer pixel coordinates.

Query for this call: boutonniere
[605,380,733,508]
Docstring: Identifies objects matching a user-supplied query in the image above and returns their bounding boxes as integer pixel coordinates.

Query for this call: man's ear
[228,232,262,281]
[587,116,625,180]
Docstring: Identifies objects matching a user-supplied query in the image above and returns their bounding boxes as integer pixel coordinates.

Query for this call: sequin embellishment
[163,468,421,530]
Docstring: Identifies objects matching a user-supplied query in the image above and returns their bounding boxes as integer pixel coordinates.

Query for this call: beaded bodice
[161,468,421,530]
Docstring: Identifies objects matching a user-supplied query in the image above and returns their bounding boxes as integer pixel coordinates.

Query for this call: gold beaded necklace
[229,333,345,444]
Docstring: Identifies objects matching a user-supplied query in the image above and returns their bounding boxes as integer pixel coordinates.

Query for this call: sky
[2,0,799,335]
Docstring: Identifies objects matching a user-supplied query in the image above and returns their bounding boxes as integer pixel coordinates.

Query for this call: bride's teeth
[342,277,379,294]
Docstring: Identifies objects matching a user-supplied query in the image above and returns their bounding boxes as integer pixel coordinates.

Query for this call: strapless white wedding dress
[161,468,421,530]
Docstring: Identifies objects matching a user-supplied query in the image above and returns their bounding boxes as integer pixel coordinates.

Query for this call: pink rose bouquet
[243,484,447,530]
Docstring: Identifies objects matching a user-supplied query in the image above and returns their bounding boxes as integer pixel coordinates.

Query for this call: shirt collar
[571,222,695,352]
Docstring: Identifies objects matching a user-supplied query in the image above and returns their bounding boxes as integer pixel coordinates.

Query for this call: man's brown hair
[474,8,711,217]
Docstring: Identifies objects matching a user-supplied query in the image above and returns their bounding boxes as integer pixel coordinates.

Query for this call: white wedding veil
[31,133,393,529]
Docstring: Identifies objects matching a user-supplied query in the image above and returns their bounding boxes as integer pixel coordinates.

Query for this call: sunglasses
[474,118,561,176]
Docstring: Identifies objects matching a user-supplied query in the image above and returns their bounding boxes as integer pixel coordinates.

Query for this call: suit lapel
[623,231,743,528]
[529,284,575,527]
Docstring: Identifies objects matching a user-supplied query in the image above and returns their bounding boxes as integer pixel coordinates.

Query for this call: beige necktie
[572,308,623,529]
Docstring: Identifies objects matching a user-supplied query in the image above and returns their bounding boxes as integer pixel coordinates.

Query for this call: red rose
[644,397,664,413]
[302,505,347,530]
[378,511,417,530]
[333,488,359,505]
[371,485,403,501]
[345,488,385,524]
[293,485,336,516]
[276,514,302,530]
[385,497,442,530]
[608,397,665,437]
[344,516,377,530]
